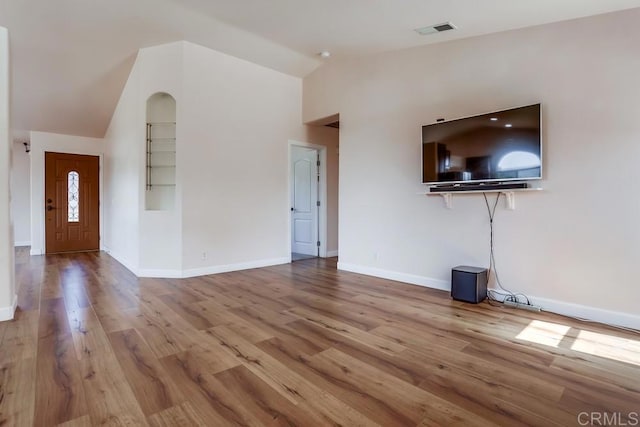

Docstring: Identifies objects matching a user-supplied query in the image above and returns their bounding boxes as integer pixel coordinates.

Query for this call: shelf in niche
[423,187,542,210]
[145,94,177,211]
[146,121,176,191]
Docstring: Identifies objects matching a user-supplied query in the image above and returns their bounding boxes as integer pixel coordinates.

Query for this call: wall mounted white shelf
[422,187,542,210]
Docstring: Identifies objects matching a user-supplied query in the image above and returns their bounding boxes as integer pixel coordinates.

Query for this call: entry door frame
[44,152,100,253]
[287,140,327,260]
[31,144,104,256]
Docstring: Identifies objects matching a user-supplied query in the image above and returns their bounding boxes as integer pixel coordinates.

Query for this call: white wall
[11,141,30,245]
[136,43,182,274]
[0,26,16,321]
[29,131,104,255]
[102,51,142,273]
[180,42,305,273]
[103,43,183,275]
[104,41,305,277]
[303,10,640,329]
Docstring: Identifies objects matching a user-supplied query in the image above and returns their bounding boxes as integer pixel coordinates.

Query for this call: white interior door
[291,146,318,256]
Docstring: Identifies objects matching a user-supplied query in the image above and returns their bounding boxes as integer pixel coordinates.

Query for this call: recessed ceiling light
[319,51,331,59]
[490,117,498,121]
[505,124,513,128]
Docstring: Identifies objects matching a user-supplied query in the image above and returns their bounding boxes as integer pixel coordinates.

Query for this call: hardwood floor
[1,248,639,426]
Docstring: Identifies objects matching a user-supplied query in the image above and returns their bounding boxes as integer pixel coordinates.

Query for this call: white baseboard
[14,241,31,247]
[102,247,139,276]
[137,268,183,278]
[0,294,18,322]
[103,246,289,279]
[101,247,181,278]
[133,257,290,279]
[30,247,43,256]
[337,262,450,291]
[529,296,640,331]
[181,257,290,278]
[338,262,640,331]
[326,250,339,258]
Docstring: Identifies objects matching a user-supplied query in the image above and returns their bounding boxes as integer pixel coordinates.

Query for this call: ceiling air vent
[415,22,457,36]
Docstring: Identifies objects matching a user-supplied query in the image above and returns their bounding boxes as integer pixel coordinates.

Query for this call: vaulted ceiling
[2,0,640,138]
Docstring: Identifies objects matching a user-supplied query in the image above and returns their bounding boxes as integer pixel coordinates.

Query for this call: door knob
[47,198,53,203]
[291,207,295,212]
[47,205,55,211]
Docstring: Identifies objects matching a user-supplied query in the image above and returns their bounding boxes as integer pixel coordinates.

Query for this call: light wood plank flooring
[1,248,639,426]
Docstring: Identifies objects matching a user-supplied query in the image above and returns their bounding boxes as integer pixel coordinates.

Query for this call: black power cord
[482,192,531,306]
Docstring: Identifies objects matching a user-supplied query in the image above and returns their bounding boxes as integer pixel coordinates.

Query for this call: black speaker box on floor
[451,266,487,303]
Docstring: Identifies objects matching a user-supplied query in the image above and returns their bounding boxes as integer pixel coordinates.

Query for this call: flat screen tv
[422,104,541,185]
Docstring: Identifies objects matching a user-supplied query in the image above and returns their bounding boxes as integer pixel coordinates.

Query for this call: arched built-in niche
[146,92,176,210]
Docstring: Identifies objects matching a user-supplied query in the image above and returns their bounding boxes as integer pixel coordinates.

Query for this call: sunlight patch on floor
[571,329,640,367]
[515,320,570,347]
[516,319,640,367]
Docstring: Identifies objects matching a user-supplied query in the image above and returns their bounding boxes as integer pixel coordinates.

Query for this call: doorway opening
[289,115,340,263]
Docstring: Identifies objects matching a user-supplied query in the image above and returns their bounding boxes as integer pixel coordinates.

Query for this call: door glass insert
[68,171,79,222]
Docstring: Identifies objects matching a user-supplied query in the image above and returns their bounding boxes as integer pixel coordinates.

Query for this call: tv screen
[422,104,541,185]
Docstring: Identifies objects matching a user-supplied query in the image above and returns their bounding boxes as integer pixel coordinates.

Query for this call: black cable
[483,192,503,292]
[483,192,531,306]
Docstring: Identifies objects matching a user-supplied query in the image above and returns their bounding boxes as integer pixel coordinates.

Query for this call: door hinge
[317,160,321,167]
[316,200,320,207]
[317,241,321,247]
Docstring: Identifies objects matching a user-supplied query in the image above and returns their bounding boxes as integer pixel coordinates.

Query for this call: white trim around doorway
[28,132,104,256]
[287,140,328,260]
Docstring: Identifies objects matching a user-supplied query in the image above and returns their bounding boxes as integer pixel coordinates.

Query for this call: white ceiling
[2,0,639,138]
